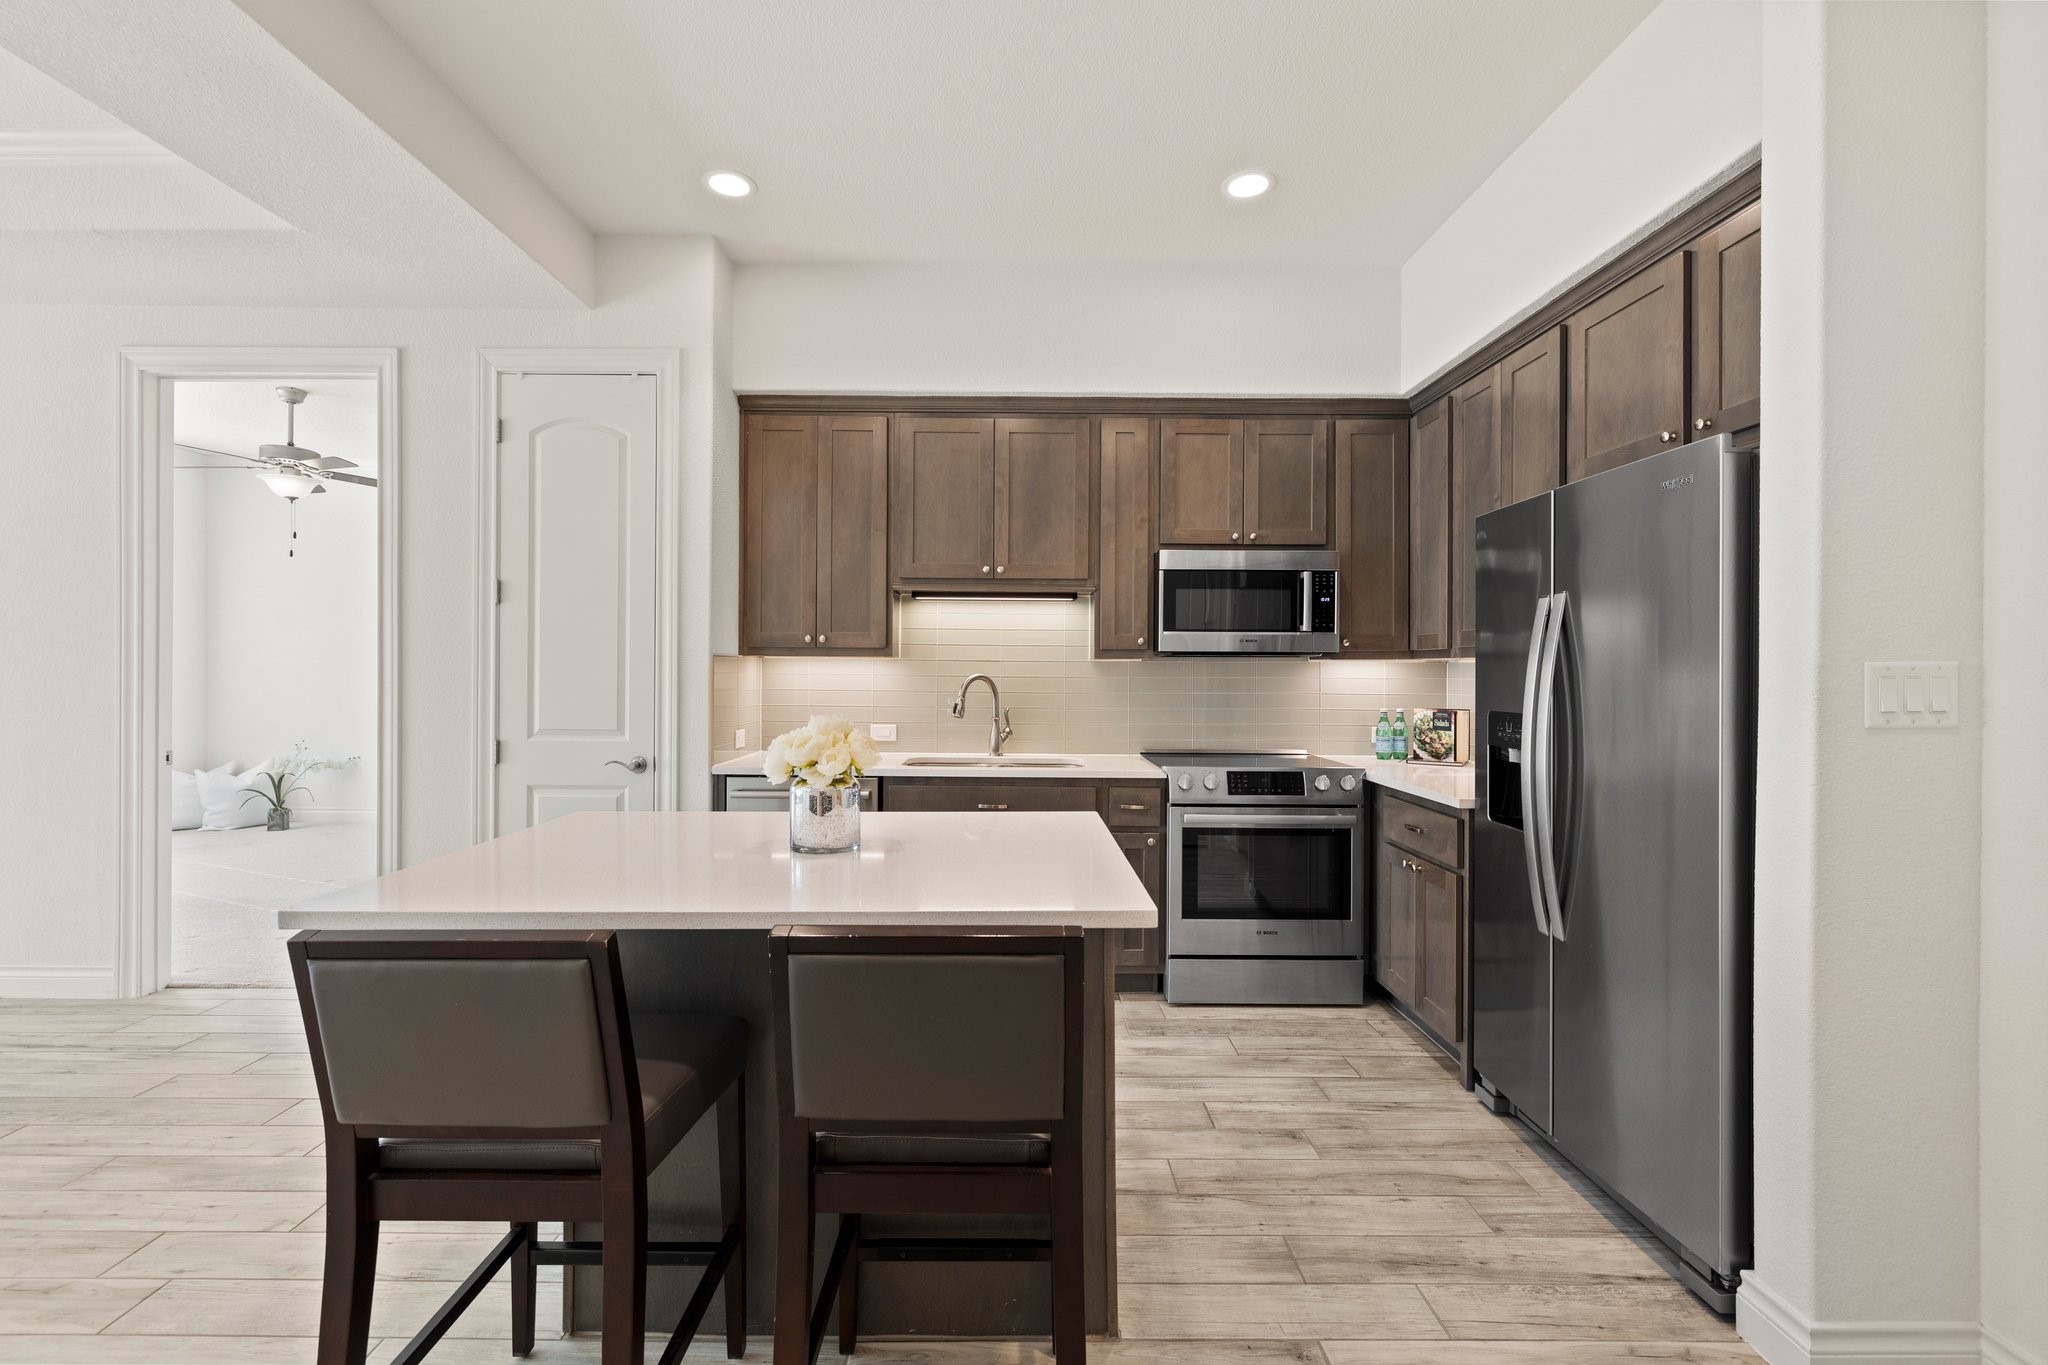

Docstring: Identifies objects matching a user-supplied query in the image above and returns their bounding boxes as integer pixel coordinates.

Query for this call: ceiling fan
[173,386,377,556]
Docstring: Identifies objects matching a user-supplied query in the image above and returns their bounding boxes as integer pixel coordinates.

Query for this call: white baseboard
[1738,1277,1984,1364]
[0,967,119,999]
[1984,1325,2048,1365]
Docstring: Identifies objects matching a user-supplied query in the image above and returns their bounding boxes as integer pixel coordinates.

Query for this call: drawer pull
[976,803,1009,811]
[1118,802,1150,811]
[1402,822,1427,834]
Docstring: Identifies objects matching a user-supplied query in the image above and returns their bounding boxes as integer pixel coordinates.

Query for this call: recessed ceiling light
[705,170,755,198]
[1223,170,1275,200]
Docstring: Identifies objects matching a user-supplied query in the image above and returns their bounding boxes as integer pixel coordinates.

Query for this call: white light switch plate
[1864,662,1959,729]
[870,723,898,742]
[733,728,746,749]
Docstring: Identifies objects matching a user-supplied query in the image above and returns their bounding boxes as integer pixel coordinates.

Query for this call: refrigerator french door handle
[1533,592,1570,940]
[1518,594,1555,941]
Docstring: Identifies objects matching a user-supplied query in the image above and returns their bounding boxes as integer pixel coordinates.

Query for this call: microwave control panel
[1310,571,1337,632]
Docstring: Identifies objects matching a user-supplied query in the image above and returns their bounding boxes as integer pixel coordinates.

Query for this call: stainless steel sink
[899,757,1084,769]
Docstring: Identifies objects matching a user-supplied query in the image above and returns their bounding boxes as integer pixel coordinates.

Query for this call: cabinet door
[741,413,818,652]
[1691,202,1761,437]
[815,415,890,652]
[1333,418,1409,655]
[1376,838,1418,1008]
[890,416,994,582]
[1158,417,1243,545]
[1408,398,1452,653]
[993,416,1092,583]
[1096,417,1156,656]
[1449,371,1500,655]
[1114,830,1165,972]
[1566,253,1689,482]
[1243,419,1330,546]
[1499,326,1565,507]
[1414,858,1465,1043]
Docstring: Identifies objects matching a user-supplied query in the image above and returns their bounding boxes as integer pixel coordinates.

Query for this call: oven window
[1180,825,1351,920]
[1160,571,1303,635]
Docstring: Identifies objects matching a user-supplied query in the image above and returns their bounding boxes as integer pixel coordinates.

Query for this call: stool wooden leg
[602,1165,648,1365]
[773,1129,813,1365]
[1049,1136,1085,1363]
[510,1222,538,1357]
[836,1214,860,1356]
[718,1075,747,1359]
[317,1137,378,1365]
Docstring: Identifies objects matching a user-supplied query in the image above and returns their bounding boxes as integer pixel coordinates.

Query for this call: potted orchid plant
[765,716,880,853]
[240,742,359,831]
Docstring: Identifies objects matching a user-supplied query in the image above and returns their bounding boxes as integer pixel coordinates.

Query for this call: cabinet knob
[982,565,991,574]
[1137,635,1145,645]
[1342,638,1351,648]
[803,634,812,644]
[817,635,826,645]
[1146,836,1156,847]
[996,565,1005,574]
[1659,430,1678,443]
[1248,532,1258,541]
[1230,531,1240,541]
[976,803,1009,811]
[1695,417,1713,431]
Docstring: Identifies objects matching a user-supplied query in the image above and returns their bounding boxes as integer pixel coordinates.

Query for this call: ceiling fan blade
[259,442,325,463]
[323,470,379,488]
[305,455,357,470]
[174,442,264,465]
[173,464,255,471]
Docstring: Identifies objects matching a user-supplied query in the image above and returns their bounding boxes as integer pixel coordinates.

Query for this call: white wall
[1741,4,1985,1360]
[0,235,732,996]
[171,451,379,811]
[1978,5,2048,1361]
[734,262,1402,396]
[1399,1,1761,389]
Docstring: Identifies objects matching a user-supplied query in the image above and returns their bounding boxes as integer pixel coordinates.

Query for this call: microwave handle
[1300,571,1314,632]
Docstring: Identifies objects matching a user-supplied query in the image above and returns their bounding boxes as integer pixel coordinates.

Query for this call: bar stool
[768,925,1085,1365]
[289,929,747,1365]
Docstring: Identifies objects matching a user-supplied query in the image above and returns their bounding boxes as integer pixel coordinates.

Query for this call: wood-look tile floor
[0,989,1756,1364]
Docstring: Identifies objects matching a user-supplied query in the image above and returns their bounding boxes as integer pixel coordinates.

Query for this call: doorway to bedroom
[166,377,380,986]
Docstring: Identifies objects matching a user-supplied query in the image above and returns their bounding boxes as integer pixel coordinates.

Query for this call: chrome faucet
[951,673,1012,757]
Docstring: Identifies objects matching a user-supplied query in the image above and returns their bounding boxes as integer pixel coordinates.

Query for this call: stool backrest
[289,930,634,1139]
[770,926,1083,1128]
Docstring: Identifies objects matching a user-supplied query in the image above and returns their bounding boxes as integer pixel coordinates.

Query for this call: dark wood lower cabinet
[1114,830,1165,973]
[1374,793,1469,1079]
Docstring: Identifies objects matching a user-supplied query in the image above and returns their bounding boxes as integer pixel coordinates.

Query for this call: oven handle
[1178,810,1361,829]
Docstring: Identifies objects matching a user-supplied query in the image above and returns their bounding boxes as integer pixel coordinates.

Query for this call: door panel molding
[477,349,682,839]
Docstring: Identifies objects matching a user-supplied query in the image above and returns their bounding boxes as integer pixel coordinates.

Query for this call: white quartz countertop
[281,811,1156,931]
[711,751,1164,781]
[1333,756,1477,811]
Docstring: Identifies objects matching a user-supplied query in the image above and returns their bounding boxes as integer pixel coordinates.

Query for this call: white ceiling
[366,0,1657,266]
[174,379,380,478]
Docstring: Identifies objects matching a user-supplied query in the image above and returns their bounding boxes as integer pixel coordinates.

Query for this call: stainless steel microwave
[1154,549,1339,655]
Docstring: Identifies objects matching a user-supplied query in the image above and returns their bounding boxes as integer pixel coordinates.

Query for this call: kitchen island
[283,810,1154,1339]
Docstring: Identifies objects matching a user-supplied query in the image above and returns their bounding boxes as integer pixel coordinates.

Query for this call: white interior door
[495,372,659,832]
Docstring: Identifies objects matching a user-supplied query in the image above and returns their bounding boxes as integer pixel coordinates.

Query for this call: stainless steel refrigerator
[1471,434,1754,1313]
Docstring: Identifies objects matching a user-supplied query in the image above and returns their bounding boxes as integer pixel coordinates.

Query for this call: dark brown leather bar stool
[289,929,747,1365]
[768,925,1085,1365]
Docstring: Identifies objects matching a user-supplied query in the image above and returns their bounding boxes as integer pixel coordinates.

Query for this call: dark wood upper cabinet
[1333,418,1409,656]
[1157,417,1242,545]
[1095,417,1155,656]
[1566,252,1689,483]
[1690,201,1761,438]
[890,416,995,583]
[1449,370,1499,655]
[1242,419,1329,545]
[993,417,1092,583]
[814,415,890,652]
[1408,398,1452,654]
[741,414,820,653]
[1498,326,1565,507]
[742,413,889,655]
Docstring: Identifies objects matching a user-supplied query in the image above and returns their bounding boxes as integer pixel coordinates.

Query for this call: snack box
[1407,708,1471,765]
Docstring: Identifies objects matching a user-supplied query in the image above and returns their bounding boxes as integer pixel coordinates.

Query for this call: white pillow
[170,769,203,831]
[198,763,272,830]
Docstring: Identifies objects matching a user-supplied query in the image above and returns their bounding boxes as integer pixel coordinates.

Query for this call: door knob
[606,756,650,774]
[1695,417,1713,431]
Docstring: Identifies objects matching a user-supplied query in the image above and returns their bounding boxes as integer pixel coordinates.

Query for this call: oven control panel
[1228,771,1302,797]
[1154,760,1364,807]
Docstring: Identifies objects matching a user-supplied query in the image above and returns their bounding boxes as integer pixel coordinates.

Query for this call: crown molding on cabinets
[738,393,1411,419]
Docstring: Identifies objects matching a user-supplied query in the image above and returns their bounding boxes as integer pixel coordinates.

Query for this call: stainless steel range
[1146,750,1366,1006]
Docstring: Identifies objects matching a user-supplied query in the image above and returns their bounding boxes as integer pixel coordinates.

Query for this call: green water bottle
[1391,709,1410,761]
[1374,710,1393,761]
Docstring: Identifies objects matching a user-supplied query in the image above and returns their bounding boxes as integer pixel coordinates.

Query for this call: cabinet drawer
[883,779,1099,814]
[1104,784,1163,828]
[1382,794,1463,870]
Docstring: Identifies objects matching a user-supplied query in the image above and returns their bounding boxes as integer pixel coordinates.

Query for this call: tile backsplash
[714,598,1473,759]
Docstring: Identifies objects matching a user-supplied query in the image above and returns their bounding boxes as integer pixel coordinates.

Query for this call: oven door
[1155,562,1337,654]
[1167,808,1364,958]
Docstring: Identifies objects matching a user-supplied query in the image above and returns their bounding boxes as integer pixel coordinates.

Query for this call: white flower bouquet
[764,716,881,791]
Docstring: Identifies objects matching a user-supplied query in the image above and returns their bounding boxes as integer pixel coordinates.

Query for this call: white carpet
[171,815,376,987]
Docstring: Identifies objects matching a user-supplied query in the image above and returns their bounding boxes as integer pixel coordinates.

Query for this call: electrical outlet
[1864,662,1959,729]
[733,727,746,749]
[870,723,898,742]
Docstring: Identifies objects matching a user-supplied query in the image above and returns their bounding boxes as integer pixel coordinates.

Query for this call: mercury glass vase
[789,782,861,854]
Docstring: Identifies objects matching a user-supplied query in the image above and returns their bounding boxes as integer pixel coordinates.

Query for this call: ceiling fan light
[257,468,320,499]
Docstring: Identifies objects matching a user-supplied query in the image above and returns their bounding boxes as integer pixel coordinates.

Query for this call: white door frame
[117,347,401,999]
[474,349,683,838]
